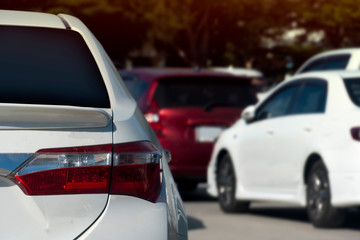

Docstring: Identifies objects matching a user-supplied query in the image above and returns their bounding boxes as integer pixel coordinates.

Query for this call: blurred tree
[295,0,360,48]
[3,0,360,78]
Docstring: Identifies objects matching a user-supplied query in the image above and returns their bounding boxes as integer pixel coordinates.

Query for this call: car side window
[254,84,300,121]
[326,55,350,70]
[301,54,350,74]
[301,58,326,73]
[290,80,327,114]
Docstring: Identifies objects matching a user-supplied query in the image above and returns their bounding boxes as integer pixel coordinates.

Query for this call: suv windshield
[153,77,257,110]
[0,26,110,108]
[344,78,360,107]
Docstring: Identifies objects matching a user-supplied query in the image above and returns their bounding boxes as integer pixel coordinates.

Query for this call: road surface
[182,185,360,240]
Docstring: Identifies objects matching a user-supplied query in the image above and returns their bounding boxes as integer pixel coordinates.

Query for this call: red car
[119,68,259,190]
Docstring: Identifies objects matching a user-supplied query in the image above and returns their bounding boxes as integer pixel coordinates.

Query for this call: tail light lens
[145,100,162,134]
[12,141,162,203]
[145,112,162,133]
[111,142,161,202]
[351,127,360,141]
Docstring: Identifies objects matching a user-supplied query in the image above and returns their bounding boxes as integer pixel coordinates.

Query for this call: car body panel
[0,182,108,239]
[78,196,168,240]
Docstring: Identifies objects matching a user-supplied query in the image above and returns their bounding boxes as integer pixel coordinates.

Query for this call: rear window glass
[0,26,110,108]
[344,78,360,106]
[153,77,257,109]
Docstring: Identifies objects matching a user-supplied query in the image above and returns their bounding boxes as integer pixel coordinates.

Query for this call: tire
[306,161,346,228]
[216,154,249,213]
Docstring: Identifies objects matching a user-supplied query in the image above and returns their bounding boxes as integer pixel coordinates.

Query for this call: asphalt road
[182,185,360,240]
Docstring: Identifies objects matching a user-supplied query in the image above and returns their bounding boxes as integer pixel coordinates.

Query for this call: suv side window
[326,55,350,70]
[300,54,350,73]
[290,79,327,114]
[254,84,300,121]
[301,58,326,73]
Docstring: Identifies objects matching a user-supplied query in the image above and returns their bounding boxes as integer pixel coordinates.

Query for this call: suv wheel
[306,161,346,228]
[217,154,249,213]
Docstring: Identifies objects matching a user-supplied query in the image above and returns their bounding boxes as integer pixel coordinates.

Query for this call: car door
[238,82,302,192]
[268,79,327,194]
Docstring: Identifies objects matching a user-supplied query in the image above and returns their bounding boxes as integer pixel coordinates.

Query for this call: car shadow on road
[250,206,308,222]
[250,206,360,230]
[179,184,216,202]
[187,216,206,231]
[179,185,360,231]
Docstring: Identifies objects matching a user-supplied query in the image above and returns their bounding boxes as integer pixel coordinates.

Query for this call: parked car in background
[295,48,360,75]
[208,70,360,228]
[119,68,259,191]
[0,10,187,239]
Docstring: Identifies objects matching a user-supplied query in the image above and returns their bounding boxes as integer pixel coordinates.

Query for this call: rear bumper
[330,172,360,207]
[322,144,360,207]
[78,195,168,240]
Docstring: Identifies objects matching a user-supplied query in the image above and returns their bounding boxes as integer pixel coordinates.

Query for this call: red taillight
[15,166,111,195]
[145,100,162,134]
[14,144,112,195]
[13,141,162,203]
[351,127,360,141]
[145,111,162,133]
[111,142,162,202]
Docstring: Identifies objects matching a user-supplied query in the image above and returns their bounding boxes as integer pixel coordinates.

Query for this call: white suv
[295,48,360,75]
[0,10,187,239]
[208,70,360,228]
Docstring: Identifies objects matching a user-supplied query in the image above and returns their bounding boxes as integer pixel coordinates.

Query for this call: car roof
[0,10,66,29]
[290,70,360,82]
[295,48,360,74]
[119,67,261,83]
[308,48,360,58]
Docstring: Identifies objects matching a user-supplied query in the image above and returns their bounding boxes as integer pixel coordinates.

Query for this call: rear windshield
[153,77,257,109]
[344,78,360,106]
[0,26,110,108]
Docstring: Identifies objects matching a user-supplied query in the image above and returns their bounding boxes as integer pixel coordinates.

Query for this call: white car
[295,48,360,75]
[208,70,360,228]
[0,10,187,239]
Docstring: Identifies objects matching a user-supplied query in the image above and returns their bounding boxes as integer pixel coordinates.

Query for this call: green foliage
[3,0,360,76]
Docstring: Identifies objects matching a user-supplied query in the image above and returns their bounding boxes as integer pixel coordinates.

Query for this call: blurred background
[3,0,360,84]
